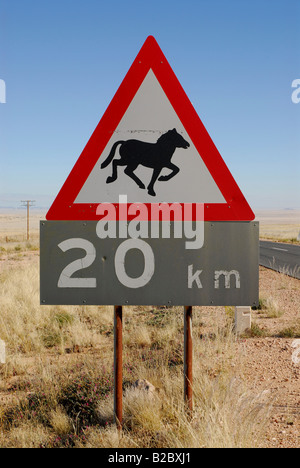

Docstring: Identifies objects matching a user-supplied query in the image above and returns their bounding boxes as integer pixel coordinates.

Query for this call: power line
[21,200,35,240]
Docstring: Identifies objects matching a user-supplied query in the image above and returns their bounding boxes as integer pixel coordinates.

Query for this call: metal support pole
[184,306,193,413]
[114,305,123,430]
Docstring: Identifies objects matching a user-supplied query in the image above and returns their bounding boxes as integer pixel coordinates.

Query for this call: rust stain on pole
[184,305,193,413]
[114,305,123,429]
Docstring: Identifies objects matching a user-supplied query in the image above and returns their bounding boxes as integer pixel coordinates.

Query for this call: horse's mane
[157,131,171,144]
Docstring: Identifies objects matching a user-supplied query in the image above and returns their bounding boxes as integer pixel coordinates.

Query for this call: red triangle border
[46,36,254,221]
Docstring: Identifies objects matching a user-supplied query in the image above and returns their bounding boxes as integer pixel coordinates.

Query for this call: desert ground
[0,210,299,448]
[0,208,299,240]
[255,210,300,243]
[0,210,45,239]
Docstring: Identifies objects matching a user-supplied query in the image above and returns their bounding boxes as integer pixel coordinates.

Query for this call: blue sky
[0,0,299,211]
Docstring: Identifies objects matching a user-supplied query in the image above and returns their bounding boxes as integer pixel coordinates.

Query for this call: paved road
[260,240,300,279]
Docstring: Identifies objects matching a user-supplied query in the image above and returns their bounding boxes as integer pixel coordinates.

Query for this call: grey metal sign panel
[40,221,259,307]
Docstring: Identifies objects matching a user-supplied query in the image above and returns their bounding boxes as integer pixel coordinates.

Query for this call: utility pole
[21,200,35,241]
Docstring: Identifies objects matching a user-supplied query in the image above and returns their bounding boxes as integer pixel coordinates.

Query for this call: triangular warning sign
[46,36,254,221]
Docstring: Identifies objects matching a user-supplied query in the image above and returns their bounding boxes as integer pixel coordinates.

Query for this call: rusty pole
[114,305,123,429]
[184,306,193,413]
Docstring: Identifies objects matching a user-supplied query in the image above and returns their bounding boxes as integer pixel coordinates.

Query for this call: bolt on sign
[41,36,259,307]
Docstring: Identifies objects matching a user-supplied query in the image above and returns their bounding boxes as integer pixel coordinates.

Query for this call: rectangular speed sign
[40,220,259,307]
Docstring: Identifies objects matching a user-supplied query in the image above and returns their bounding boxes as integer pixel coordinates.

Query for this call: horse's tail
[100,141,124,169]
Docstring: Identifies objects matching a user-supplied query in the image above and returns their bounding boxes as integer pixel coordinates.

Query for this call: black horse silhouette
[100,128,190,196]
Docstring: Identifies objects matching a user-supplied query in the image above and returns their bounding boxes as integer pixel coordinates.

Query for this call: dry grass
[0,248,272,448]
[256,297,284,319]
[86,370,269,449]
[259,224,299,242]
[0,234,39,256]
[1,210,299,448]
[0,262,113,355]
[256,210,300,244]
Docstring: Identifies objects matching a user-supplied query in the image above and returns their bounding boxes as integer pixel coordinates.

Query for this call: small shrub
[277,322,300,338]
[42,433,80,449]
[252,297,266,311]
[242,323,268,338]
[41,329,62,348]
[59,372,114,431]
[1,391,55,430]
[225,306,235,321]
[252,296,283,318]
[54,311,74,328]
[146,307,172,328]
